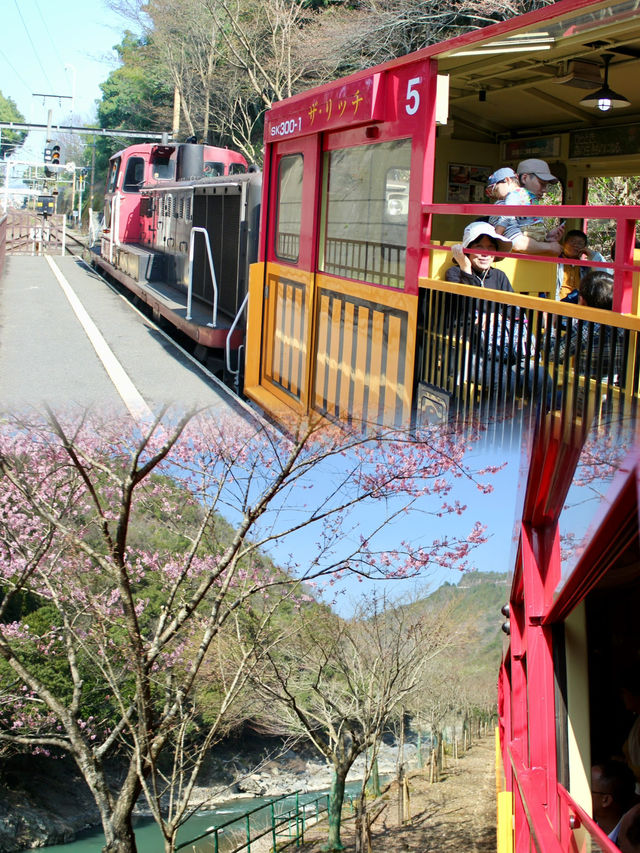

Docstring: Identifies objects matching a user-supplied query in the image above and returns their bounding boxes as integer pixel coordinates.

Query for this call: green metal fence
[175,791,332,853]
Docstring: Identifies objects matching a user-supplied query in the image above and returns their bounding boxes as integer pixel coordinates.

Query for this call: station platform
[0,254,245,419]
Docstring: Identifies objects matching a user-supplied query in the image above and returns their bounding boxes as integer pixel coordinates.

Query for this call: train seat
[428,241,556,299]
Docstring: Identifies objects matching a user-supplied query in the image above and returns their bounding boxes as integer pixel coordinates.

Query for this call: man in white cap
[446,220,513,291]
[445,220,545,393]
[487,158,563,255]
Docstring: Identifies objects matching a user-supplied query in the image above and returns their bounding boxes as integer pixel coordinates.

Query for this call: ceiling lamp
[579,53,631,111]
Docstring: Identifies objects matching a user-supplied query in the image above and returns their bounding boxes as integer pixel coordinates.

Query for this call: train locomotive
[97,140,261,375]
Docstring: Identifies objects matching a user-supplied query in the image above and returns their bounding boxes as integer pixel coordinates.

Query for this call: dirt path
[298,736,497,853]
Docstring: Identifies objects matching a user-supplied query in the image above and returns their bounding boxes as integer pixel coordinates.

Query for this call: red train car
[103,141,247,246]
[97,141,259,357]
[497,413,640,853]
[242,0,640,428]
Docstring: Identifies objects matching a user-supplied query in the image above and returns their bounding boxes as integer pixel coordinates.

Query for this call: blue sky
[255,421,525,614]
[3,0,131,149]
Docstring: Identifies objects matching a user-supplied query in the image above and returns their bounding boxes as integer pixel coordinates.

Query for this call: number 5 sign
[398,67,449,126]
[405,77,422,115]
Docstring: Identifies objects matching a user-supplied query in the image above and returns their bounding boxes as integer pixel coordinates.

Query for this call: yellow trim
[497,791,514,853]
[419,275,640,330]
[496,729,513,853]
[314,274,418,427]
[245,262,419,428]
[245,262,266,392]
[565,603,592,816]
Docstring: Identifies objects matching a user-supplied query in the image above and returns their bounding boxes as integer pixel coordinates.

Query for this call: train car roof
[267,0,640,140]
[109,143,247,161]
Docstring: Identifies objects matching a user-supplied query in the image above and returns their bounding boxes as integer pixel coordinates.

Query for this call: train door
[248,134,321,419]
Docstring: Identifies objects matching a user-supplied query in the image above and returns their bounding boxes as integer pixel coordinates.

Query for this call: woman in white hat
[445,220,513,291]
[445,220,543,394]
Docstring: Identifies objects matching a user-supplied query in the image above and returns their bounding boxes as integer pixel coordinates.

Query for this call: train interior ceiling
[431,0,640,235]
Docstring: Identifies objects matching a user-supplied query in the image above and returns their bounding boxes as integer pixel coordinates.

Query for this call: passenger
[619,804,640,853]
[445,221,542,394]
[555,271,624,387]
[622,683,640,796]
[580,269,614,310]
[556,230,609,301]
[591,761,636,842]
[487,159,563,255]
[445,220,513,292]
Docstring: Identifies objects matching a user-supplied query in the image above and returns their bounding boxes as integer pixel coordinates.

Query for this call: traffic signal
[44,144,61,178]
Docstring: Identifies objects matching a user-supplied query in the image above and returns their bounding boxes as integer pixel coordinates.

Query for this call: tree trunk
[369,757,381,798]
[354,794,365,853]
[324,768,347,851]
[396,764,404,825]
[103,829,137,853]
[98,759,142,853]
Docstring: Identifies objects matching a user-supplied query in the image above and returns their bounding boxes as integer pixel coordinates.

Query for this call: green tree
[0,91,27,158]
[93,31,174,190]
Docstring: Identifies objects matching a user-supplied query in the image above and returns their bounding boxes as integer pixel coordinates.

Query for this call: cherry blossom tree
[0,406,493,853]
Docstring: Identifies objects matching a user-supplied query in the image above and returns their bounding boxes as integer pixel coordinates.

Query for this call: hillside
[423,571,511,671]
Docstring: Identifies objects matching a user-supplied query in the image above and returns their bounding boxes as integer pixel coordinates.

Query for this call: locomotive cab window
[152,159,175,181]
[229,162,247,175]
[107,158,120,194]
[122,156,145,193]
[319,139,411,289]
[204,161,224,177]
[275,154,303,262]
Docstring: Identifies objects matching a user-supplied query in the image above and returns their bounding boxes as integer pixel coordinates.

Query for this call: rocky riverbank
[0,737,416,851]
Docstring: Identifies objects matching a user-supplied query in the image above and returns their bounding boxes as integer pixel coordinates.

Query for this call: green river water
[44,781,367,853]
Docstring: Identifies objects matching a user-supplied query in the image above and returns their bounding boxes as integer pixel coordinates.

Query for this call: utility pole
[173,86,181,139]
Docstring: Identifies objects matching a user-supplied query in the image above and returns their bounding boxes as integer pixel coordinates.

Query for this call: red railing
[557,784,615,853]
[421,203,640,314]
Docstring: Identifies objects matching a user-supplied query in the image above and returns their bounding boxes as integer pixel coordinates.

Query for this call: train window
[107,158,120,194]
[229,163,247,175]
[320,139,411,288]
[275,154,303,262]
[204,161,224,177]
[152,159,175,180]
[122,157,145,193]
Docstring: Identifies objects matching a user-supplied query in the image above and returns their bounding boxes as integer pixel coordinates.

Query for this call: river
[45,780,370,853]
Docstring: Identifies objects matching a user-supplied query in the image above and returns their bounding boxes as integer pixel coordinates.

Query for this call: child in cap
[486,160,562,255]
[486,167,528,205]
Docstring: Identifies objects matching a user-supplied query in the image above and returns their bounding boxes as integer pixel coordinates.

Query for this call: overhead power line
[0,121,171,141]
[12,0,52,93]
